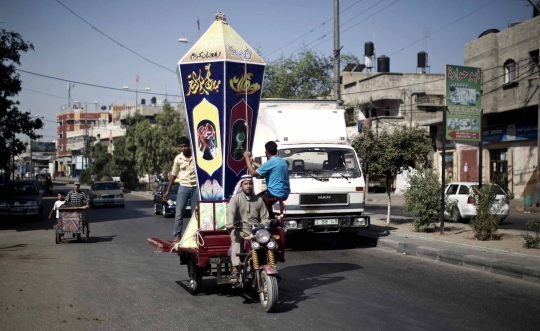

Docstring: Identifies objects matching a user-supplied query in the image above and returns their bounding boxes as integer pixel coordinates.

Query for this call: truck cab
[252,99,370,236]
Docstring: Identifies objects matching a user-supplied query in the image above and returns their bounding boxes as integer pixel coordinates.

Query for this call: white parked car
[445,182,510,222]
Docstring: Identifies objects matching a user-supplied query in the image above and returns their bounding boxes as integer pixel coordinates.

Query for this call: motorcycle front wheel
[259,270,278,313]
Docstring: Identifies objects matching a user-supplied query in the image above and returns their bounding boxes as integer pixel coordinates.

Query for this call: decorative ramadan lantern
[177,12,266,200]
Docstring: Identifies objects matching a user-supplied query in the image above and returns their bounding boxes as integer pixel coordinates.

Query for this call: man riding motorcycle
[226,174,269,283]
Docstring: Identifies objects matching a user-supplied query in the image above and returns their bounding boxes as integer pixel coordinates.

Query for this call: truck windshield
[278,147,362,178]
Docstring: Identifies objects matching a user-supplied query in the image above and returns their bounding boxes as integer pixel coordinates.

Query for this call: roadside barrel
[524,195,533,207]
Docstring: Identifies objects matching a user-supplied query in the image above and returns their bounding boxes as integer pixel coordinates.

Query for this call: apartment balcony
[66,142,85,151]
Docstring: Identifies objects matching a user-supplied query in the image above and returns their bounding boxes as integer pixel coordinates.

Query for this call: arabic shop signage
[445,64,482,142]
[483,123,538,143]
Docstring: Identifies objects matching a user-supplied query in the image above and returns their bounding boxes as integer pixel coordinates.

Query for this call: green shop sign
[445,64,482,142]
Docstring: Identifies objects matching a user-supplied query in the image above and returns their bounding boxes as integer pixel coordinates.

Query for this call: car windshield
[472,185,506,195]
[164,183,180,193]
[1,183,38,196]
[278,147,362,178]
[94,182,120,191]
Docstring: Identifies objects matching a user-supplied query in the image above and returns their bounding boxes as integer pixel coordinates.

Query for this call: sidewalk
[358,215,540,284]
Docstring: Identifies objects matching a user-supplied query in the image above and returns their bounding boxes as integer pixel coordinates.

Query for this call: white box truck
[252,99,370,236]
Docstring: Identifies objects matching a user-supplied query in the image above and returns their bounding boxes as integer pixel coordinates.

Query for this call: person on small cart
[65,182,90,233]
[226,174,270,284]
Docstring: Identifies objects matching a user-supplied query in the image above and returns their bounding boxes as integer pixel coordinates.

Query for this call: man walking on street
[163,136,199,243]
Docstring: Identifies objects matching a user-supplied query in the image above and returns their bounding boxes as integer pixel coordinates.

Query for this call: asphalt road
[1,183,540,331]
[365,203,535,232]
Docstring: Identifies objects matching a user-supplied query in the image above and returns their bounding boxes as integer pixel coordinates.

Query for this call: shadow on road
[275,262,363,313]
[59,235,117,244]
[175,262,363,313]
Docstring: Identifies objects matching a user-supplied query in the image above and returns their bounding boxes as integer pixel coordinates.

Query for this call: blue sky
[2,0,532,140]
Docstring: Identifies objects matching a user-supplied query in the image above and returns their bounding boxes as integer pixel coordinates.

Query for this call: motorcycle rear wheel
[259,271,278,313]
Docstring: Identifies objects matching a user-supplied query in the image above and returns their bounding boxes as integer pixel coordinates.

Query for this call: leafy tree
[470,183,504,240]
[352,126,433,225]
[263,47,360,99]
[155,102,188,175]
[403,168,458,232]
[109,136,138,190]
[133,119,160,190]
[0,29,43,174]
[89,142,112,180]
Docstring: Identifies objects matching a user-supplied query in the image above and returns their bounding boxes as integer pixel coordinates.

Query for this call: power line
[55,0,175,74]
[389,0,496,56]
[482,70,539,96]
[16,69,181,97]
[266,0,365,57]
[287,0,399,57]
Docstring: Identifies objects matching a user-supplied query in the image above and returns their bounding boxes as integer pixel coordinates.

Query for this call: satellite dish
[101,105,107,111]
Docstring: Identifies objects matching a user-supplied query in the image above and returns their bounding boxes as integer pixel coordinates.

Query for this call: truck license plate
[315,219,338,225]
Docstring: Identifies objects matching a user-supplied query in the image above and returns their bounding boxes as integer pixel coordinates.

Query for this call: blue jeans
[173,185,199,238]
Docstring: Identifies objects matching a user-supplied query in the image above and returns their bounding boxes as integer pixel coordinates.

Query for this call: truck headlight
[0,201,6,206]
[117,193,124,198]
[167,199,175,206]
[353,218,366,226]
[26,201,37,206]
[284,220,297,229]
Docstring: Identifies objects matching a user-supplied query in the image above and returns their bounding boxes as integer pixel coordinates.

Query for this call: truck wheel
[259,271,278,313]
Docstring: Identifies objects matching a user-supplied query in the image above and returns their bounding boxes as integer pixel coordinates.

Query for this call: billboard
[178,16,265,200]
[445,65,482,142]
[31,142,56,153]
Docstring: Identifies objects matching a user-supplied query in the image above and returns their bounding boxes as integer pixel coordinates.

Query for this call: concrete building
[56,102,110,176]
[341,70,446,192]
[425,15,539,198]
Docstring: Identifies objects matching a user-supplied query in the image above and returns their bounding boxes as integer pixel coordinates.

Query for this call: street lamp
[178,38,195,44]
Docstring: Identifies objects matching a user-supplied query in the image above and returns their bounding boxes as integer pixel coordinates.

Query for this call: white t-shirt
[53,201,66,218]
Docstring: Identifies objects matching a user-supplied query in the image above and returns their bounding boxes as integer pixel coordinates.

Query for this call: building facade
[341,71,446,192]
[427,15,539,198]
[56,103,110,176]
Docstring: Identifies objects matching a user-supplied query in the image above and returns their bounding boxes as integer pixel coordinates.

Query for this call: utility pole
[334,0,341,102]
[440,107,447,235]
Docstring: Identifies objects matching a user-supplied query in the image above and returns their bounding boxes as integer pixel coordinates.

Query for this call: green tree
[403,168,458,232]
[262,47,360,99]
[133,119,160,190]
[470,183,504,240]
[109,136,138,190]
[155,102,188,175]
[352,126,433,225]
[0,29,43,174]
[89,143,112,180]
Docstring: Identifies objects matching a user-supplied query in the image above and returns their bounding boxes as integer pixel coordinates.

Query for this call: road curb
[365,235,540,284]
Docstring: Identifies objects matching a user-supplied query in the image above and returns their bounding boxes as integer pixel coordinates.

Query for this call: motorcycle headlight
[255,229,271,244]
[252,241,261,250]
[167,199,175,206]
[266,241,276,249]
[26,201,37,206]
